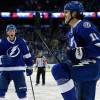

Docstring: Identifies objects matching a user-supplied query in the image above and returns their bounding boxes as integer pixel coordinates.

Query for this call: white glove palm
[75,47,83,59]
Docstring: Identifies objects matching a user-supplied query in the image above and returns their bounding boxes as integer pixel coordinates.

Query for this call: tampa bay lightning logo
[83,22,91,28]
[7,45,20,57]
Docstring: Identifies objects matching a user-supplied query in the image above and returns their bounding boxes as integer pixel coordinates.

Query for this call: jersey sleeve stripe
[23,53,31,59]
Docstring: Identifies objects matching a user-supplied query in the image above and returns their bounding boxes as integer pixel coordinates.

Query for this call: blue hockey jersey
[0,37,33,71]
[67,19,100,61]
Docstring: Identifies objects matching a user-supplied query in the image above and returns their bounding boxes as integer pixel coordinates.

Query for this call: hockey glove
[67,47,84,64]
[26,66,33,76]
[75,47,84,60]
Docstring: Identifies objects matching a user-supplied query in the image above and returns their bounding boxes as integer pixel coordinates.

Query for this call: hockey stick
[35,30,62,64]
[35,30,71,73]
[35,11,67,64]
[29,76,35,100]
[34,11,62,63]
[34,11,69,72]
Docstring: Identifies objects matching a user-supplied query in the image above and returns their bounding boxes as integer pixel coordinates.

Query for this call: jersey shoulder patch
[83,21,91,28]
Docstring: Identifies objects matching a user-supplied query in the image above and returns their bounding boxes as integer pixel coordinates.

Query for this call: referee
[35,51,47,85]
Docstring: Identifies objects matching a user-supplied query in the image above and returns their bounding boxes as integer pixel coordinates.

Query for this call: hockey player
[51,1,100,100]
[0,24,33,100]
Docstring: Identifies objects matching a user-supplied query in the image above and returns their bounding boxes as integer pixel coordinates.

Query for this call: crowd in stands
[0,0,99,12]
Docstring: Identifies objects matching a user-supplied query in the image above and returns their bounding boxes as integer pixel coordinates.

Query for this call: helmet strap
[66,11,74,25]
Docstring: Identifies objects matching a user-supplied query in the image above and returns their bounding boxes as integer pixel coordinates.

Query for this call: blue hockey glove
[67,49,80,64]
[26,66,33,76]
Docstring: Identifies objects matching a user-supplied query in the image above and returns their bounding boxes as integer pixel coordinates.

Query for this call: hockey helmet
[64,1,84,12]
[6,24,16,32]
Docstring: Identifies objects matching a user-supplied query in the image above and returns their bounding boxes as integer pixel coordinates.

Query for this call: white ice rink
[5,71,100,100]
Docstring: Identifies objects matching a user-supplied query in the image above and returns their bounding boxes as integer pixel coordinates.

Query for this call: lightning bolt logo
[73,60,96,67]
[10,45,18,56]
[7,45,20,57]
